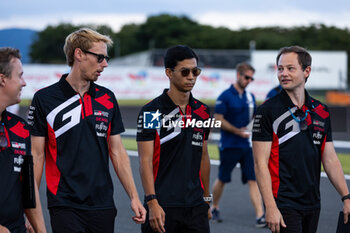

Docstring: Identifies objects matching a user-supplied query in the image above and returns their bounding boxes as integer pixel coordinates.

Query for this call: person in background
[0,47,46,233]
[211,63,266,227]
[265,85,282,100]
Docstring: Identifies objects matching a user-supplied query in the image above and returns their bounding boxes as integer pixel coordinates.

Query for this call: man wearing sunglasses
[211,63,266,227]
[252,46,350,233]
[28,28,146,233]
[137,45,211,233]
[0,47,46,233]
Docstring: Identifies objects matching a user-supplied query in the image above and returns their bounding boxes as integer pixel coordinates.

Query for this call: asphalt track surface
[37,155,349,233]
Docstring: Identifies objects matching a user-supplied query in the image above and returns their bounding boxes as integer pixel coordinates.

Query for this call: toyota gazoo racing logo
[94,110,109,117]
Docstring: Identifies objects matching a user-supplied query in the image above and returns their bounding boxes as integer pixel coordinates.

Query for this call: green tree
[30,23,115,63]
[113,24,142,56]
[29,15,350,73]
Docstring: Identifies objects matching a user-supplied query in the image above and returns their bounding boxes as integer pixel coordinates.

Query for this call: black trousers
[49,206,117,233]
[280,208,320,233]
[142,202,210,233]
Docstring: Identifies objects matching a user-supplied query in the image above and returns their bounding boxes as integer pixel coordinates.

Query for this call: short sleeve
[28,93,47,137]
[214,92,227,115]
[252,104,273,142]
[325,105,333,142]
[110,94,125,135]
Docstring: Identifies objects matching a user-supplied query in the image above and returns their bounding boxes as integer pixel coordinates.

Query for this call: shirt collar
[280,89,314,109]
[230,84,245,95]
[59,73,96,98]
[0,110,8,126]
[160,89,195,108]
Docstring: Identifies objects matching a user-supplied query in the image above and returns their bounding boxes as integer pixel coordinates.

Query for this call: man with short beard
[211,63,266,227]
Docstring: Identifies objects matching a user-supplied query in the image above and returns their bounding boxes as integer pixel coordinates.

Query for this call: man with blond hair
[28,28,146,233]
[0,47,46,233]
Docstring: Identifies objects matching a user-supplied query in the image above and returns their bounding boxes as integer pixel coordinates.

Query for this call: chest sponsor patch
[192,132,203,147]
[13,155,24,172]
[313,120,325,127]
[11,141,26,149]
[94,110,109,117]
[96,121,108,138]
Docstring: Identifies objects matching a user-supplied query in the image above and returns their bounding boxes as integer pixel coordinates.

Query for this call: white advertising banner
[22,50,347,101]
[22,65,239,100]
[251,50,348,100]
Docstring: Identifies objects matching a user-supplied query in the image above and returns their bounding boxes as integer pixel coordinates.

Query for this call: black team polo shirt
[137,89,211,207]
[28,74,124,210]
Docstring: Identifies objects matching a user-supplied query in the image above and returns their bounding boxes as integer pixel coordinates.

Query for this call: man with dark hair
[137,45,212,233]
[28,28,146,233]
[0,47,46,233]
[252,45,350,233]
[211,63,266,227]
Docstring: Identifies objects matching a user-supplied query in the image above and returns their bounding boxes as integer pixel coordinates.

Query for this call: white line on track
[126,150,350,180]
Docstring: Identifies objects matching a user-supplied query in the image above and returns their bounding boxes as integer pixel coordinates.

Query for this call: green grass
[19,99,32,107]
[122,137,350,174]
[117,99,152,106]
[122,137,138,151]
[338,154,350,174]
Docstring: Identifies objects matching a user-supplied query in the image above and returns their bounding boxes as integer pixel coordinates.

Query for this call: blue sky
[1,0,350,31]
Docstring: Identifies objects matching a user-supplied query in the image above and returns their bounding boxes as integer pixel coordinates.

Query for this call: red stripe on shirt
[321,135,327,159]
[269,132,280,198]
[153,131,161,182]
[84,94,93,117]
[46,123,61,195]
[79,98,84,119]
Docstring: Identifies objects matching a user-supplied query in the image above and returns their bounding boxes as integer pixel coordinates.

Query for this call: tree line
[30,14,350,67]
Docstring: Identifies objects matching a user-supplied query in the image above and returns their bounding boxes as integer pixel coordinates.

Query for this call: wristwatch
[203,194,213,203]
[145,194,157,203]
[341,193,350,202]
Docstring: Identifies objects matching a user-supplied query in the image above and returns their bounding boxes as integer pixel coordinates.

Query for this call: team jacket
[252,89,332,210]
[28,74,125,210]
[0,110,30,230]
[137,89,210,207]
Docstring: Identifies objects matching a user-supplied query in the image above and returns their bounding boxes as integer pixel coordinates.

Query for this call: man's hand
[130,198,146,224]
[148,200,166,233]
[266,206,286,233]
[207,207,212,220]
[343,199,350,224]
[25,219,35,233]
[0,225,10,233]
[237,127,250,138]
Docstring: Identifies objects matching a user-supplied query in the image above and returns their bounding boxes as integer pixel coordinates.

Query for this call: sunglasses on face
[0,124,8,148]
[82,49,110,63]
[243,75,254,81]
[171,67,202,77]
